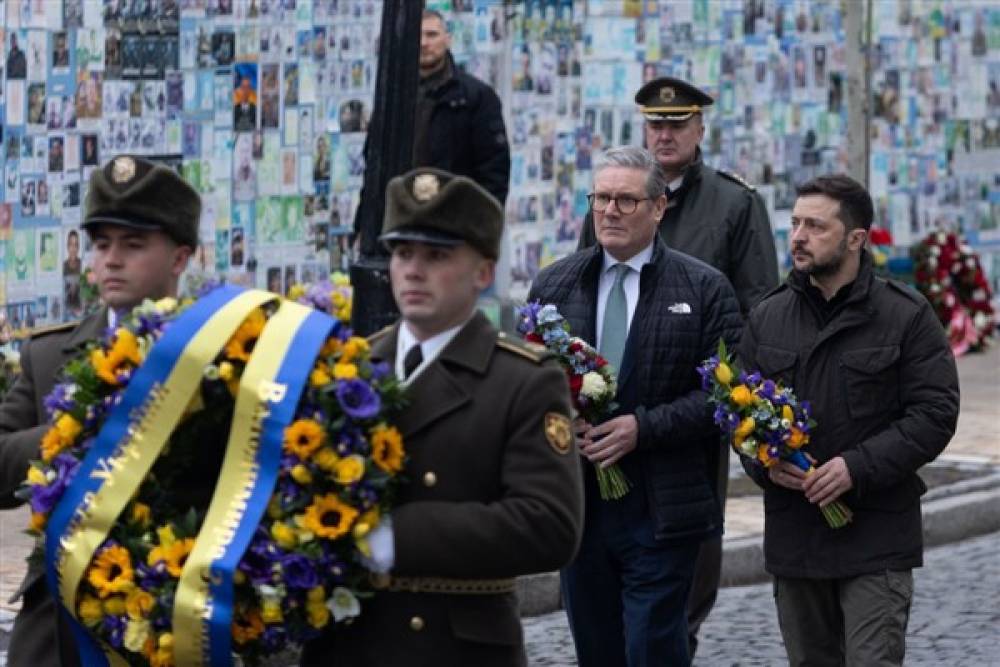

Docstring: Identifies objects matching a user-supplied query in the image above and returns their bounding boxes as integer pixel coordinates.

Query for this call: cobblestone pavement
[523,530,1000,666]
[1,532,996,665]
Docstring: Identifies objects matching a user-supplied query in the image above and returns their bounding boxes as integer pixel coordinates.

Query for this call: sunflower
[339,336,369,363]
[78,595,104,627]
[301,494,359,540]
[283,419,325,459]
[370,425,404,474]
[309,364,332,387]
[231,608,265,645]
[40,426,69,462]
[147,537,195,578]
[319,336,342,359]
[223,308,267,362]
[125,588,155,619]
[149,633,175,667]
[87,544,135,598]
[91,329,143,385]
[54,413,83,442]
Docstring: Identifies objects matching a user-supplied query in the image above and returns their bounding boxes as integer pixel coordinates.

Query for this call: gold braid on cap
[640,105,703,114]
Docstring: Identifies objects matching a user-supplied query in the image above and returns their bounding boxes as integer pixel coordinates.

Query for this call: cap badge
[412,174,440,202]
[111,156,136,184]
[659,86,676,103]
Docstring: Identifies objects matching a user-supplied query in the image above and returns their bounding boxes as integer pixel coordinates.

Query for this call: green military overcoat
[301,311,584,666]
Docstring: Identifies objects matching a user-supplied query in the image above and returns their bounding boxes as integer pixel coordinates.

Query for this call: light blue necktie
[599,264,630,371]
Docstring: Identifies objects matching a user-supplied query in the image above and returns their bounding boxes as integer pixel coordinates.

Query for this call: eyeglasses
[587,193,651,215]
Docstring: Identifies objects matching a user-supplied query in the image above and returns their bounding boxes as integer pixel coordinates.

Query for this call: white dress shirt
[395,318,468,385]
[595,243,654,352]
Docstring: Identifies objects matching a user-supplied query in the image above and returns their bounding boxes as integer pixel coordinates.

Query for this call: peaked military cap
[83,155,201,248]
[380,168,503,259]
[635,77,714,122]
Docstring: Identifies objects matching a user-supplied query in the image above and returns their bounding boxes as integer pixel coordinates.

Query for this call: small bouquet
[517,302,629,500]
[22,278,407,665]
[698,340,852,529]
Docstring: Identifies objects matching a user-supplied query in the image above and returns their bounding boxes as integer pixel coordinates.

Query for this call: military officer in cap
[301,168,583,667]
[0,154,199,666]
[577,77,780,656]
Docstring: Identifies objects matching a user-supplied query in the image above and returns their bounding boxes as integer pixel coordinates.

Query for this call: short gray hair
[593,146,668,199]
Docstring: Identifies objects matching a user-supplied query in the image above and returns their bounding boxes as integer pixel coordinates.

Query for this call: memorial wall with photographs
[0,0,998,337]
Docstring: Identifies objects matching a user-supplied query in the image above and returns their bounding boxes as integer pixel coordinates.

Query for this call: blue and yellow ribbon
[45,286,276,666]
[173,300,336,665]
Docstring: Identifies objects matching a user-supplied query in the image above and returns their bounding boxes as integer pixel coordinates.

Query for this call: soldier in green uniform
[0,155,200,667]
[301,168,584,667]
[577,77,781,657]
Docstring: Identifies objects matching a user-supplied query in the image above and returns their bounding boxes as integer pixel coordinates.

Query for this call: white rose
[580,371,608,399]
[973,311,988,329]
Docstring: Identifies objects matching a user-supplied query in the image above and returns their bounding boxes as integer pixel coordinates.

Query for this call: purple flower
[759,379,778,400]
[515,301,543,335]
[713,405,739,432]
[30,454,79,514]
[103,615,126,648]
[43,383,77,419]
[336,379,380,420]
[136,561,169,590]
[261,625,288,652]
[281,553,320,590]
[370,360,391,381]
[238,528,283,584]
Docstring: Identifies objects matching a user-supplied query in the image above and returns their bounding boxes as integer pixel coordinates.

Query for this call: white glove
[364,517,395,573]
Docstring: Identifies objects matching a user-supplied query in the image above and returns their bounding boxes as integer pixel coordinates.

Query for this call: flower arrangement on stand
[912,230,995,356]
[516,302,628,500]
[699,340,852,529]
[22,280,406,666]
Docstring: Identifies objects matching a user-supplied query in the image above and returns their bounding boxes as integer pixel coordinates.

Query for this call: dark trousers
[774,571,914,667]
[8,578,80,667]
[686,439,729,656]
[561,487,700,667]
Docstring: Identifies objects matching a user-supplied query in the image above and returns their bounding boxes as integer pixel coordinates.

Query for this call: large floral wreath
[22,276,406,665]
[912,231,995,356]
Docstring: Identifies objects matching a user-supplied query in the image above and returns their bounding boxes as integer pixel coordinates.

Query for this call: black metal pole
[349,0,422,336]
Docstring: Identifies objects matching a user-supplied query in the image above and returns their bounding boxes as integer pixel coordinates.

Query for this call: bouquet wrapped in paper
[517,302,629,500]
[698,340,852,529]
[22,276,407,666]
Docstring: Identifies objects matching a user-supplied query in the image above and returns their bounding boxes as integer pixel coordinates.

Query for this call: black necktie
[403,344,423,379]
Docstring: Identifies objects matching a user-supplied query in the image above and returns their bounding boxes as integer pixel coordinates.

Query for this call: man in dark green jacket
[0,155,198,666]
[739,174,959,666]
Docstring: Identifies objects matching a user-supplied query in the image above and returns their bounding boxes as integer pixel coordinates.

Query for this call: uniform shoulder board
[367,324,394,344]
[717,169,756,192]
[29,321,78,339]
[495,331,549,364]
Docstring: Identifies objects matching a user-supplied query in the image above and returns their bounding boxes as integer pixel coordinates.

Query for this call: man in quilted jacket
[529,146,742,667]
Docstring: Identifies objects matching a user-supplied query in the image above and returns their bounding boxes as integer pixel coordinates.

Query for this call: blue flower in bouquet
[282,552,321,590]
[515,301,630,500]
[336,378,381,420]
[28,453,79,514]
[700,339,852,529]
[43,383,77,418]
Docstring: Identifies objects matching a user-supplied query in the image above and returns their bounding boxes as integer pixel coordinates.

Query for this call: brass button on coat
[422,471,437,487]
[409,616,425,631]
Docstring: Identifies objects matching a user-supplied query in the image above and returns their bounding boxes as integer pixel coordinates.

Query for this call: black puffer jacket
[529,239,742,540]
[420,53,510,205]
[738,253,960,578]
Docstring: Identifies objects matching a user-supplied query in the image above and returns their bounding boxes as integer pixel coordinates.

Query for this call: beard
[796,236,848,278]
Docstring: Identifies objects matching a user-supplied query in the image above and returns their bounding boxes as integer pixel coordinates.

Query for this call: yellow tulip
[730,385,754,407]
[714,363,733,386]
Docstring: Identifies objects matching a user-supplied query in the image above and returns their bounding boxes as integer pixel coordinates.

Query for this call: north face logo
[668,302,692,314]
